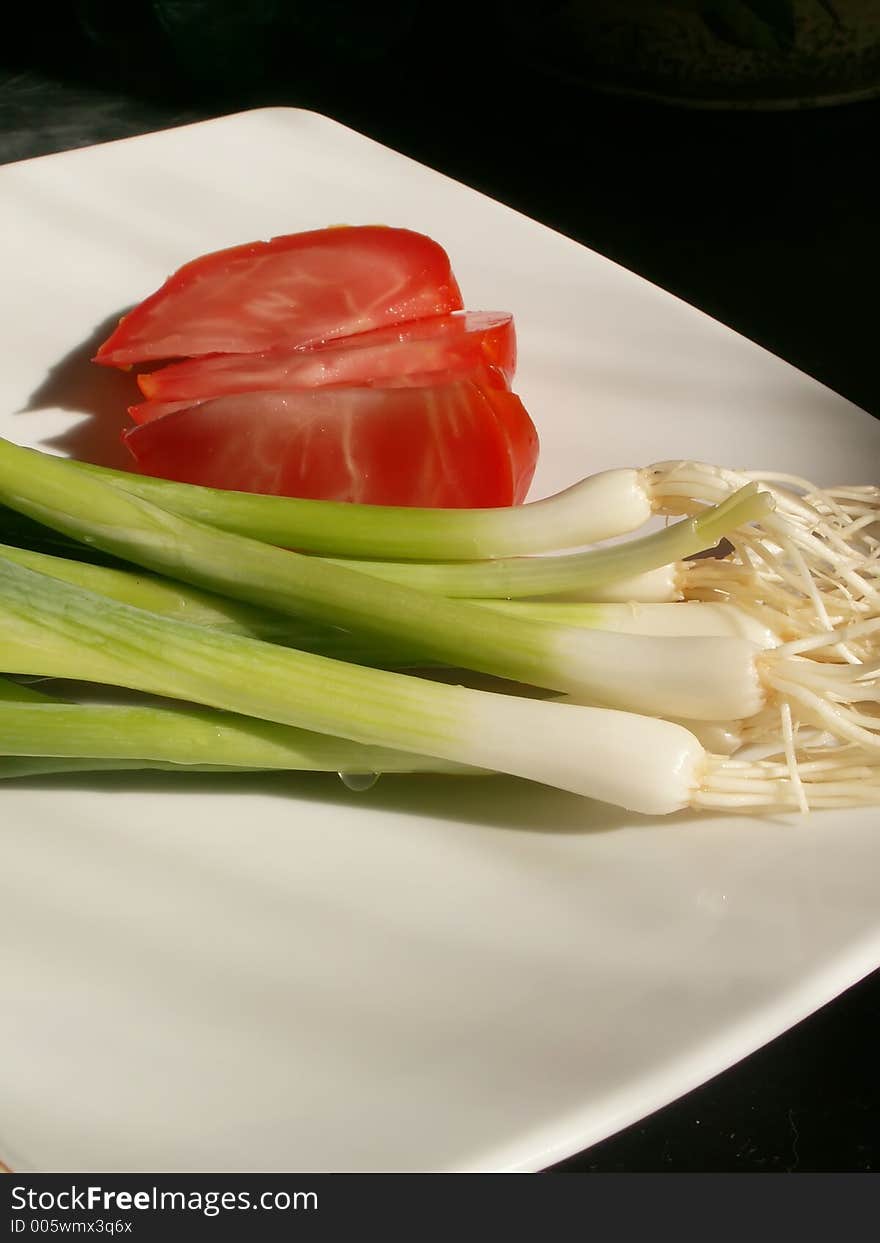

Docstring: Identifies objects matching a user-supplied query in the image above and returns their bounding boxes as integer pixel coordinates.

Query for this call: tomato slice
[129,398,199,423]
[485,389,540,505]
[123,380,536,508]
[128,369,510,424]
[136,312,516,403]
[94,226,463,368]
[129,358,511,425]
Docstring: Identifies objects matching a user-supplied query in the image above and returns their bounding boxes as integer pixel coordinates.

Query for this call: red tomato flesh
[487,389,541,506]
[129,359,510,426]
[123,379,538,507]
[129,399,199,423]
[136,312,516,404]
[95,226,463,368]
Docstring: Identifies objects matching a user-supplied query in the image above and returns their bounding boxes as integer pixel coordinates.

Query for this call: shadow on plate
[17,310,140,470]
[2,767,668,835]
[1,679,670,834]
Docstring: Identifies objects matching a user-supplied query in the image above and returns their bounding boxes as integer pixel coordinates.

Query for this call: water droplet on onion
[337,771,380,792]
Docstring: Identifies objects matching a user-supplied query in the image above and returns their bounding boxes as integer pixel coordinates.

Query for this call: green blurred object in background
[514,0,880,109]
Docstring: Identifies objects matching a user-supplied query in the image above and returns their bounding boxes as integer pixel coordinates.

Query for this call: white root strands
[645,462,880,666]
[679,561,879,661]
[696,606,880,811]
[751,621,879,762]
[694,744,880,811]
[649,461,880,600]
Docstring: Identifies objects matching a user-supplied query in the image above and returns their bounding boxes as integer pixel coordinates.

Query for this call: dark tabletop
[2,6,878,1174]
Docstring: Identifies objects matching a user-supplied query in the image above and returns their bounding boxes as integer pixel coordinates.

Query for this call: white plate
[0,108,878,1174]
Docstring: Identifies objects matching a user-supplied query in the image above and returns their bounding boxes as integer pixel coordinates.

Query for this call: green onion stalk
[69,458,655,558]
[0,675,474,781]
[0,438,774,722]
[1,560,878,815]
[0,543,781,663]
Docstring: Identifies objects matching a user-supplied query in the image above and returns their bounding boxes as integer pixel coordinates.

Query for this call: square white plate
[1,108,878,1173]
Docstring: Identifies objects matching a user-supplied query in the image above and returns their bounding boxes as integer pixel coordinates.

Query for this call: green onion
[0,438,773,720]
[68,458,655,558]
[2,560,878,815]
[0,675,56,703]
[0,544,783,667]
[62,456,879,623]
[2,437,876,749]
[481,599,780,647]
[0,542,279,632]
[0,677,476,777]
[0,552,713,813]
[319,485,757,598]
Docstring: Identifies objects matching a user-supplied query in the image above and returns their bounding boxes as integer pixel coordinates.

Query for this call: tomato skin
[95,226,463,368]
[123,380,535,508]
[484,389,540,504]
[136,312,516,404]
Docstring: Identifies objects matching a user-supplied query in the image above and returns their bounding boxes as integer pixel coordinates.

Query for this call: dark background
[1,2,878,1172]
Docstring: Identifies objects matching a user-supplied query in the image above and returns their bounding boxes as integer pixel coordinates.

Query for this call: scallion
[2,438,877,733]
[2,556,877,815]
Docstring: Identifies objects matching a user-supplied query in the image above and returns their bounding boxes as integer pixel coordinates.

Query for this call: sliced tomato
[95,226,463,368]
[123,379,537,508]
[485,389,540,505]
[136,312,516,403]
[128,358,511,426]
[129,398,199,423]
